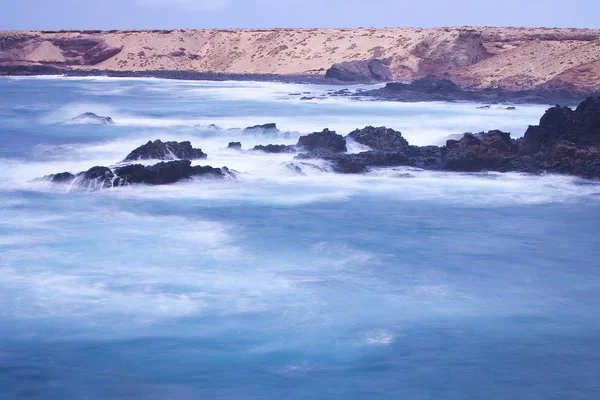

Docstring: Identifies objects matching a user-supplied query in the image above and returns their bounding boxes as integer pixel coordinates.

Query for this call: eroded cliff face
[1,27,600,90]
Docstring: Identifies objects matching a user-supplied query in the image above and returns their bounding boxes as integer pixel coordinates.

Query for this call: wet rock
[442,130,518,172]
[124,140,207,161]
[114,160,228,185]
[347,126,409,151]
[297,129,347,153]
[251,144,296,153]
[296,146,442,173]
[74,166,115,189]
[243,123,280,135]
[49,172,75,183]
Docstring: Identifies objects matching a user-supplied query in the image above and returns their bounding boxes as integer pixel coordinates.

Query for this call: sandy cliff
[2,27,600,90]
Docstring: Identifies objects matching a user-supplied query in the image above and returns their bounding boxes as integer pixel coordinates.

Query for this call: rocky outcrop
[296,129,347,153]
[325,58,393,83]
[124,140,207,162]
[42,160,232,189]
[227,142,242,150]
[363,76,598,105]
[114,161,229,185]
[347,126,409,151]
[243,123,280,136]
[291,97,600,178]
[251,144,296,153]
[516,97,600,177]
[67,112,114,125]
[442,130,519,172]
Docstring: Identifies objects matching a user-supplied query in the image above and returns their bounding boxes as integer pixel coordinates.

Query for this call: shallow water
[1,77,599,399]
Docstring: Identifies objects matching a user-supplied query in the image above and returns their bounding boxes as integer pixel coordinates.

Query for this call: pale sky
[1,0,597,30]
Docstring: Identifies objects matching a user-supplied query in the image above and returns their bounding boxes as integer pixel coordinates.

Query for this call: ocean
[1,76,599,399]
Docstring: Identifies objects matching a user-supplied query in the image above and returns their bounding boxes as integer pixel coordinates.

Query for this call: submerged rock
[67,112,115,125]
[124,140,207,162]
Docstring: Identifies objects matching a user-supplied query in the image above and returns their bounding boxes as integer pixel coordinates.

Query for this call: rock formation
[325,58,392,83]
[123,140,207,162]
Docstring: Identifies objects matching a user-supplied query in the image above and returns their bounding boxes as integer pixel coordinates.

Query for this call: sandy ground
[2,27,600,90]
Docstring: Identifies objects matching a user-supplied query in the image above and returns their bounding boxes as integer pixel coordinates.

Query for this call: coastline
[2,66,596,106]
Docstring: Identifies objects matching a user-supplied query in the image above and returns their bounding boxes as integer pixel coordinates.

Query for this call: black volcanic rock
[296,129,347,153]
[68,112,115,125]
[325,58,392,83]
[362,76,598,105]
[49,172,76,183]
[442,130,519,172]
[74,166,115,189]
[228,142,242,150]
[296,146,442,174]
[124,140,207,161]
[377,76,465,101]
[251,144,296,153]
[347,126,409,150]
[115,160,228,185]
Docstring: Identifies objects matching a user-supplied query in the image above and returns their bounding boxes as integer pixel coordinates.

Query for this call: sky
[1,0,598,30]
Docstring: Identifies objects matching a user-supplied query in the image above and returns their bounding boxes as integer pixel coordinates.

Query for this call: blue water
[1,76,600,399]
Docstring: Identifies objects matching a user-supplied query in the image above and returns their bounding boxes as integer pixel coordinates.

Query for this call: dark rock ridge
[42,160,232,189]
[347,126,409,151]
[363,75,599,105]
[228,142,242,150]
[325,58,393,83]
[243,123,280,135]
[68,112,114,125]
[290,97,600,178]
[296,129,347,153]
[124,140,207,161]
[251,144,296,153]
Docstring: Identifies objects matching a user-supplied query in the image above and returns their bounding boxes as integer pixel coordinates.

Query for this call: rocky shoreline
[2,65,596,105]
[40,97,600,190]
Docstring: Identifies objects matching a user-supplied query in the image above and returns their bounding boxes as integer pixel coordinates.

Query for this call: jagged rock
[347,126,409,151]
[115,160,228,185]
[516,97,600,177]
[296,129,347,153]
[325,58,392,83]
[43,161,232,190]
[443,130,518,172]
[251,144,296,153]
[68,112,115,125]
[228,142,242,150]
[243,123,280,135]
[124,140,207,161]
[48,172,75,183]
[74,166,115,190]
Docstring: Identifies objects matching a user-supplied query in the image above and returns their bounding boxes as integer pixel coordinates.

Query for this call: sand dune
[1,27,600,90]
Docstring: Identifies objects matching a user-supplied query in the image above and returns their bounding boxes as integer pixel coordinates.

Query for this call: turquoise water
[1,77,599,399]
